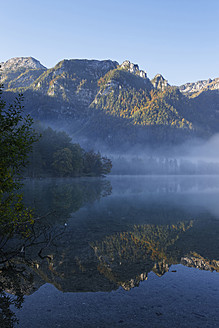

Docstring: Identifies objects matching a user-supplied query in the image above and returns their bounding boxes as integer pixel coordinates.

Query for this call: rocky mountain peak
[151,74,169,90]
[179,77,219,94]
[0,57,46,71]
[120,60,147,79]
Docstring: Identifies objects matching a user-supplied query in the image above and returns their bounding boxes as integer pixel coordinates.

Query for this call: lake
[1,176,219,327]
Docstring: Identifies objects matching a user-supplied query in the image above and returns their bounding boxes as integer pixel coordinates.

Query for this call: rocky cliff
[120,60,147,78]
[181,255,219,272]
[151,73,169,90]
[179,77,219,95]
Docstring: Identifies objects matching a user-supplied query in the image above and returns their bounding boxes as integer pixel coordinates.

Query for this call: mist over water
[37,115,219,176]
[104,134,219,175]
[109,175,219,219]
[184,133,219,161]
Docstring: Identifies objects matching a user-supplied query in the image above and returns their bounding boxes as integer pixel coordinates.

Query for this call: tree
[83,150,112,177]
[83,150,102,176]
[100,156,113,176]
[70,143,84,176]
[0,84,38,236]
[52,147,74,177]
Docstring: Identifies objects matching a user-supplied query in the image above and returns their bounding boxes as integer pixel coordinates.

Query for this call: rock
[181,256,219,272]
[179,77,219,94]
[120,60,147,78]
[151,74,169,90]
[139,70,147,78]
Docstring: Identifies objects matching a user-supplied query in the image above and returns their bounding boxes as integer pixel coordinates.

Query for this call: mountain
[0,56,46,71]
[1,56,219,149]
[90,69,192,129]
[179,77,219,95]
[151,74,169,90]
[0,57,46,89]
[120,60,148,78]
[1,217,218,295]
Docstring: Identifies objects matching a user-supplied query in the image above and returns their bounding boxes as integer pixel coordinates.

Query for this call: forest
[24,125,112,177]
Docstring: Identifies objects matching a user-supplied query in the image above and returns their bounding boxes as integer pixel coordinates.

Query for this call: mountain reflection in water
[0,176,219,327]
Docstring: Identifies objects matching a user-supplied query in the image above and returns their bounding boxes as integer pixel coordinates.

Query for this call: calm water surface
[1,176,219,327]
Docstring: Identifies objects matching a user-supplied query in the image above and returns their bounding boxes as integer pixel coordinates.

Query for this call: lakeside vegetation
[0,85,112,240]
[0,83,39,237]
[25,125,112,178]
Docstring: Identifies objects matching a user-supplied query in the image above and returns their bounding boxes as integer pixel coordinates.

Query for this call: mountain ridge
[1,56,218,89]
[1,56,219,148]
[0,56,46,70]
[179,77,219,95]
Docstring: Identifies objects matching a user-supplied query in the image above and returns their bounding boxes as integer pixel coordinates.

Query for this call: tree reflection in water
[1,177,219,327]
[0,178,112,327]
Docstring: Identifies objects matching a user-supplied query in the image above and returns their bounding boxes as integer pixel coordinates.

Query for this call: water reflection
[0,178,112,327]
[22,178,112,224]
[0,176,219,327]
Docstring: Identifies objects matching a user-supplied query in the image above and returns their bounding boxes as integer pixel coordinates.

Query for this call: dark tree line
[25,125,112,177]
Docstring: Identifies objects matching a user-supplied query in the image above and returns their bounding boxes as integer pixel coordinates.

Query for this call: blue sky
[1,0,218,85]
